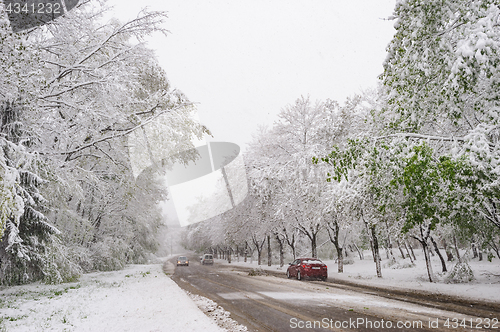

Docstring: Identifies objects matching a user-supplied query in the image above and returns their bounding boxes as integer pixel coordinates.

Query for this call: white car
[177,256,189,266]
[200,254,214,265]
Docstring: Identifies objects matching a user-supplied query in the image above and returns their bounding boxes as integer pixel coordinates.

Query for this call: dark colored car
[177,256,189,266]
[286,258,327,281]
[200,254,214,265]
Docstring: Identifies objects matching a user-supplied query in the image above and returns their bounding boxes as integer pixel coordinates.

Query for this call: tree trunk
[244,242,248,262]
[422,239,434,282]
[416,225,434,282]
[442,239,454,261]
[326,221,343,273]
[289,242,296,260]
[430,236,447,273]
[403,241,414,263]
[487,240,500,259]
[384,221,395,262]
[267,235,272,266]
[298,224,320,259]
[311,232,318,258]
[429,242,435,256]
[227,247,231,263]
[332,237,343,273]
[396,239,406,259]
[453,235,462,263]
[407,241,417,261]
[337,247,344,273]
[284,230,296,260]
[370,225,382,278]
[276,235,284,267]
[472,242,478,259]
[252,236,266,266]
[364,221,376,263]
[353,243,364,260]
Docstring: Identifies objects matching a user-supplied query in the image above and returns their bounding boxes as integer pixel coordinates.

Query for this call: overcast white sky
[104,0,397,226]
[106,0,396,151]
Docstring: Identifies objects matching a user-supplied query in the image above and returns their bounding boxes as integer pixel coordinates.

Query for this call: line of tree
[0,1,205,285]
[182,0,500,282]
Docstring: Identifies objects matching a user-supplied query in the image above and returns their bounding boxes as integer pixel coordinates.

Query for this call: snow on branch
[41,102,192,157]
[375,132,497,149]
[40,80,106,99]
[374,133,466,142]
[77,10,167,65]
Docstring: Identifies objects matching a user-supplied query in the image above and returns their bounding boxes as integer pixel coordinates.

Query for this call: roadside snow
[187,293,247,332]
[220,251,500,304]
[0,261,226,332]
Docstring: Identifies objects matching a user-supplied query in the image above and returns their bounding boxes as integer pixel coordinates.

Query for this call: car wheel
[297,271,301,280]
[286,270,291,279]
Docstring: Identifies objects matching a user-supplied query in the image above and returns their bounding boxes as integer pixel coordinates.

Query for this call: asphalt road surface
[169,255,500,332]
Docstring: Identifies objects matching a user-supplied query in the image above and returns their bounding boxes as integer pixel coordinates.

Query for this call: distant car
[286,258,327,281]
[201,254,214,265]
[177,256,189,266]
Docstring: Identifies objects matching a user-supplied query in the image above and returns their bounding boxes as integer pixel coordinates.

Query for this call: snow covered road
[172,255,500,332]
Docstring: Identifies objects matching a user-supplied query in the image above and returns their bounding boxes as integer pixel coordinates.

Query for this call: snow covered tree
[0,0,205,284]
[0,100,60,285]
[381,0,500,234]
[247,97,329,258]
[313,91,390,277]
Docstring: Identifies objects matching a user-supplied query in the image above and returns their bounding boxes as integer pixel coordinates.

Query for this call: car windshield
[179,257,187,260]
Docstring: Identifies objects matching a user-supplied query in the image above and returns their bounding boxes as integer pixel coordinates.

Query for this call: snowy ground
[1,252,498,332]
[0,258,242,332]
[221,250,500,304]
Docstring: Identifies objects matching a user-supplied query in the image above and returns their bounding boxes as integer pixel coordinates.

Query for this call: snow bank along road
[0,262,225,332]
[171,255,500,332]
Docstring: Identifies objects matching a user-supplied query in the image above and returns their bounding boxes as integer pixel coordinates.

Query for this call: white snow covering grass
[221,251,500,304]
[0,261,227,332]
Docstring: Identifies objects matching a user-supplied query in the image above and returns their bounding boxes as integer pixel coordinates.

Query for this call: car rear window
[302,260,323,264]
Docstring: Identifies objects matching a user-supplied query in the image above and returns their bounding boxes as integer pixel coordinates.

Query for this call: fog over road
[170,256,499,332]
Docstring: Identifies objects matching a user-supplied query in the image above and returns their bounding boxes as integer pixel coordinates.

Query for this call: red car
[286,258,327,281]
